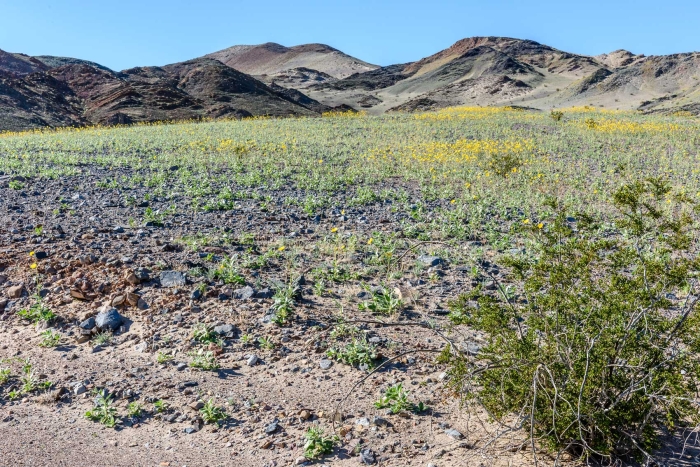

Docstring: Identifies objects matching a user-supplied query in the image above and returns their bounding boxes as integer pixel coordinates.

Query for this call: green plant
[17,296,55,324]
[127,402,143,418]
[156,351,173,364]
[240,334,254,345]
[585,117,597,129]
[303,426,338,459]
[270,282,296,325]
[374,383,423,414]
[257,336,275,350]
[443,178,700,463]
[85,390,118,428]
[34,225,44,236]
[19,361,50,393]
[39,329,61,347]
[550,110,564,122]
[199,399,227,425]
[189,350,220,371]
[93,332,113,346]
[212,256,245,285]
[359,288,403,315]
[0,368,10,384]
[153,399,169,413]
[327,337,378,369]
[191,323,222,345]
[7,389,21,400]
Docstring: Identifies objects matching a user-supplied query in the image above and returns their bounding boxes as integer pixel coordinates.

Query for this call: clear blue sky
[1,0,698,71]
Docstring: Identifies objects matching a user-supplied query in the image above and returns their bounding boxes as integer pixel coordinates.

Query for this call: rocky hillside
[204,42,378,83]
[3,37,700,131]
[303,37,700,115]
[0,51,321,131]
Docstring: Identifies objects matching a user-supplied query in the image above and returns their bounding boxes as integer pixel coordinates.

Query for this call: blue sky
[1,0,698,71]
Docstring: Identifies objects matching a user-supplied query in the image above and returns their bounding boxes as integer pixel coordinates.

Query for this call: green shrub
[443,178,700,462]
[303,426,338,459]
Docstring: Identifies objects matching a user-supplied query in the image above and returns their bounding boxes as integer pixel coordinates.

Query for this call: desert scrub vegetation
[3,106,700,464]
[442,178,700,463]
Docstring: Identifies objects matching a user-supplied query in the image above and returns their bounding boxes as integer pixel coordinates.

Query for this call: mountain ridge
[2,37,700,131]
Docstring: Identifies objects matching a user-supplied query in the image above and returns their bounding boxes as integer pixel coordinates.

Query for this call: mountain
[300,37,700,115]
[0,50,323,131]
[204,42,378,84]
[2,37,700,131]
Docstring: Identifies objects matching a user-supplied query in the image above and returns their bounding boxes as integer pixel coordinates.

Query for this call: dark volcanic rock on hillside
[0,57,317,131]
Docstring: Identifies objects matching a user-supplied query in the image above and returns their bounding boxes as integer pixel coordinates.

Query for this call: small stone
[73,383,87,395]
[356,417,370,427]
[133,342,148,353]
[234,286,255,300]
[299,410,311,421]
[417,255,443,267]
[79,317,96,330]
[444,429,463,440]
[371,416,389,427]
[247,354,259,366]
[176,362,187,371]
[295,457,307,465]
[125,292,140,307]
[160,271,186,288]
[111,295,125,306]
[184,427,197,434]
[34,251,48,260]
[319,359,333,370]
[360,449,376,464]
[7,285,23,299]
[125,272,140,286]
[213,324,237,337]
[254,288,273,299]
[190,401,204,410]
[264,419,279,434]
[95,307,123,331]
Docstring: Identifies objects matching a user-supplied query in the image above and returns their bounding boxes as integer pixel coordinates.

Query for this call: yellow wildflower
[278,246,285,251]
[331,227,338,233]
[523,219,531,224]
[367,238,373,245]
[30,263,37,269]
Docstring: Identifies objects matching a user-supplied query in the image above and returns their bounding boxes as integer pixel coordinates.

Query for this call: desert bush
[442,177,700,462]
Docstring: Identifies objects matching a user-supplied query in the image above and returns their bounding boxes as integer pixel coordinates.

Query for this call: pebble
[95,307,123,331]
[247,354,259,366]
[159,271,186,287]
[444,429,463,440]
[418,255,443,267]
[319,359,333,370]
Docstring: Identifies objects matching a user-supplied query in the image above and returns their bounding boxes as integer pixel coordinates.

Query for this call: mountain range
[2,37,699,131]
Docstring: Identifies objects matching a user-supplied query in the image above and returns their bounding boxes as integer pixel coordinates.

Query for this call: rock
[70,289,86,300]
[34,251,48,260]
[247,354,259,366]
[356,417,370,427]
[124,272,140,286]
[319,359,333,370]
[125,292,140,307]
[371,416,390,427]
[360,449,376,464]
[111,295,125,306]
[299,409,311,421]
[7,285,23,299]
[444,429,463,440]
[160,271,186,287]
[134,268,150,282]
[233,286,255,300]
[176,362,187,371]
[418,255,443,267]
[264,419,279,434]
[189,401,204,410]
[73,383,87,395]
[79,317,96,330]
[95,307,123,331]
[133,342,148,353]
[295,456,307,465]
[213,324,237,338]
[190,288,202,300]
[254,288,273,299]
[184,426,197,434]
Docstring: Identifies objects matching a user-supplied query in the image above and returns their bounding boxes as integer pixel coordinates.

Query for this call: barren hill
[204,42,378,82]
[304,37,700,115]
[3,37,700,131]
[0,52,321,131]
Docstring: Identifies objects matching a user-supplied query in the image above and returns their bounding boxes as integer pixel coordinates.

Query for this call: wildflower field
[2,107,700,466]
